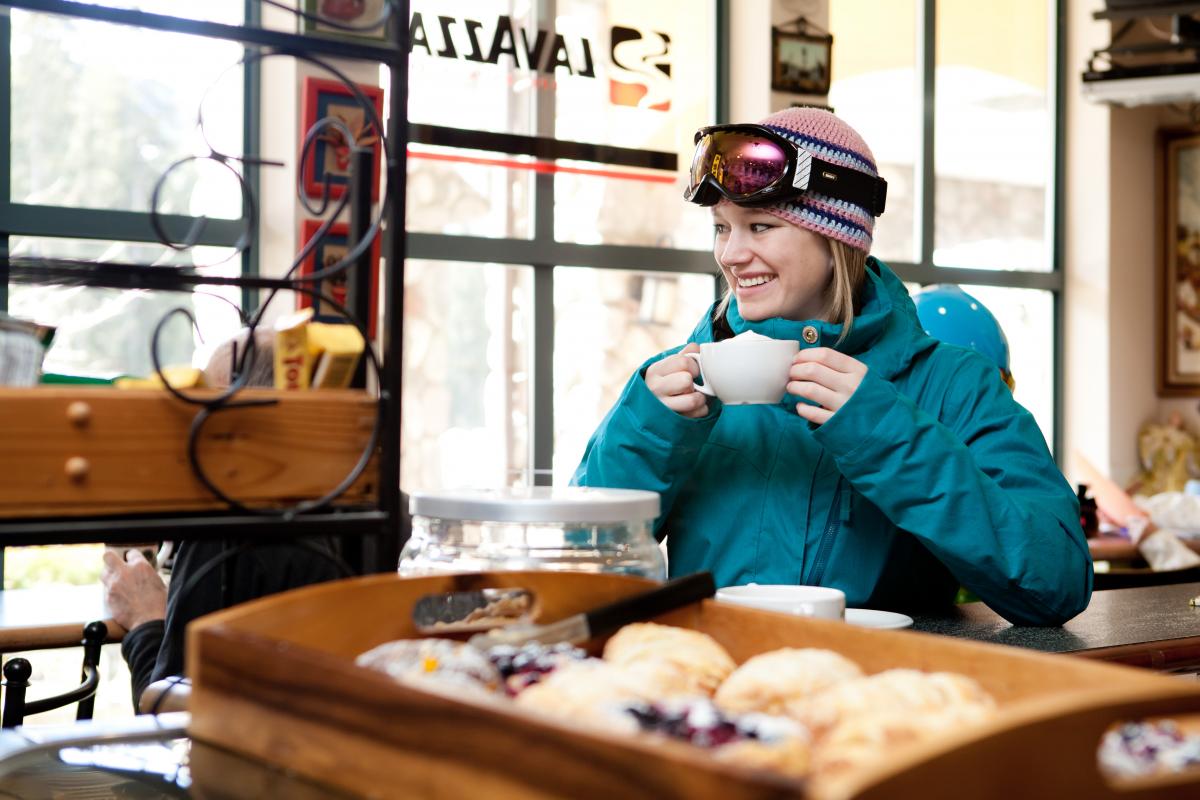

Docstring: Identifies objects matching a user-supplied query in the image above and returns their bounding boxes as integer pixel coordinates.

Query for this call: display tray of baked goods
[187,571,1200,800]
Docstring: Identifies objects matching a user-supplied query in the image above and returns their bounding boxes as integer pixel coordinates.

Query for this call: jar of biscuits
[399,487,665,580]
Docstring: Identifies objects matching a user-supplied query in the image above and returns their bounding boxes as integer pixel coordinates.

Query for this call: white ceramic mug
[715,584,846,620]
[683,339,799,405]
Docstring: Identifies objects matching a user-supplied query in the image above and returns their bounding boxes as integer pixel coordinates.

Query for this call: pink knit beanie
[757,107,879,253]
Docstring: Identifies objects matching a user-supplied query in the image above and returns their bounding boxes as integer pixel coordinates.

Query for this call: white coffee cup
[683,338,799,405]
[715,584,846,620]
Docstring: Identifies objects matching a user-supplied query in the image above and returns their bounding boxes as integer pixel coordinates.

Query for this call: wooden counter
[1088,534,1200,563]
[913,582,1200,672]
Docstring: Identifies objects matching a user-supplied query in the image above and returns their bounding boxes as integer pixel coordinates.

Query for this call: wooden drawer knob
[65,456,90,481]
[67,401,92,426]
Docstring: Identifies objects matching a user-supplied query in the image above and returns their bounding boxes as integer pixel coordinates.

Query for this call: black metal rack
[0,0,409,572]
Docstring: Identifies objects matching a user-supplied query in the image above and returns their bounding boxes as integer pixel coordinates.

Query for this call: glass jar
[399,487,665,580]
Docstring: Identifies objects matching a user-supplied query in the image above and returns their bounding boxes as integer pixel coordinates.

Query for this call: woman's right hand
[645,343,709,418]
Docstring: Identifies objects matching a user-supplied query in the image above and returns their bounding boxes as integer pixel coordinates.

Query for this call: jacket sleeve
[120,619,165,711]
[572,349,721,536]
[813,352,1092,626]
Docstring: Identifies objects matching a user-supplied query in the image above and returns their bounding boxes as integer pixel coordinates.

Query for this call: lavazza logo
[409,12,673,111]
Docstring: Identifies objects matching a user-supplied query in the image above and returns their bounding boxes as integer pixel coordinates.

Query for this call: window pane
[402,2,537,238]
[9,237,242,379]
[401,260,533,492]
[553,0,715,247]
[11,11,245,216]
[407,1,537,136]
[554,169,710,248]
[934,1,1051,272]
[829,0,918,265]
[553,267,716,484]
[406,146,534,239]
[959,284,1055,450]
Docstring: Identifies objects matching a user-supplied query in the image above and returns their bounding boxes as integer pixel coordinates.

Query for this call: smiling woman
[573,106,1091,628]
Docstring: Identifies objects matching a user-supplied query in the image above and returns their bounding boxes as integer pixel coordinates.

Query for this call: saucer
[844,608,914,629]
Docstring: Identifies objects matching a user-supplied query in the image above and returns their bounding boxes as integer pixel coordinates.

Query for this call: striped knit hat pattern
[757,107,879,253]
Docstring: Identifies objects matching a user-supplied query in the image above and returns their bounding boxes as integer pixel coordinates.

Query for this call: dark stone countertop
[911,582,1200,654]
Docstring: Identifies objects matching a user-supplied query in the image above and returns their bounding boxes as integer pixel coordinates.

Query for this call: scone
[787,668,995,735]
[715,648,863,715]
[714,736,811,779]
[603,622,737,697]
[809,706,989,791]
[514,659,662,733]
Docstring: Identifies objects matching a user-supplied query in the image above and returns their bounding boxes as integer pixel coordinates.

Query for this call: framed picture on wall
[771,27,833,95]
[297,219,381,338]
[299,0,388,43]
[300,77,384,202]
[1160,129,1200,394]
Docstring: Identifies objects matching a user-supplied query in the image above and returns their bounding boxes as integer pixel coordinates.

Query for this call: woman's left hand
[786,348,868,425]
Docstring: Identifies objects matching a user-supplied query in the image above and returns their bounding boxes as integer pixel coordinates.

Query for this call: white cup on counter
[715,584,846,620]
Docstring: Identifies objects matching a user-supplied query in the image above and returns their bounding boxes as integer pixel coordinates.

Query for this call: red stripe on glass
[407,149,678,184]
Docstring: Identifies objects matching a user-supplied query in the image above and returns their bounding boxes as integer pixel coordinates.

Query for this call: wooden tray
[187,572,1200,799]
[0,387,377,516]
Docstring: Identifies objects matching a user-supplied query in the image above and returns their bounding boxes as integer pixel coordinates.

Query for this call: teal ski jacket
[573,258,1092,626]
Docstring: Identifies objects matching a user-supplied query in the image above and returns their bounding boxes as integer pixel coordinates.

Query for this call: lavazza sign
[409,12,673,109]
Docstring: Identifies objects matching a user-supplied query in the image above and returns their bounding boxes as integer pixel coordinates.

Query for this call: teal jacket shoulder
[573,259,1092,626]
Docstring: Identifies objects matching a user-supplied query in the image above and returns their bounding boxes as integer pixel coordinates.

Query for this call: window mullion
[918,0,936,269]
[2,9,11,313]
[241,0,260,315]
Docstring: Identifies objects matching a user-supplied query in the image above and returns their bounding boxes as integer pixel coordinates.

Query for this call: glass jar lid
[408,486,660,524]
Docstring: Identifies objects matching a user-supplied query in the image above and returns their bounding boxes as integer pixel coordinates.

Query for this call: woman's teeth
[737,275,775,288]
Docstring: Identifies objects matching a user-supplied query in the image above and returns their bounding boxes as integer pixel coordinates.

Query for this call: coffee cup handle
[682,352,716,397]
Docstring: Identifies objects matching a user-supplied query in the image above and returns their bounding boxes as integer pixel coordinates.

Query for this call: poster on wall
[296,219,381,338]
[300,77,385,202]
[1161,129,1200,395]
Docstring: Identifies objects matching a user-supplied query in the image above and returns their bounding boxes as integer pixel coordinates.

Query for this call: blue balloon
[912,284,1010,374]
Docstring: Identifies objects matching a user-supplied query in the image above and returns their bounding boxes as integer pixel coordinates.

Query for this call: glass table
[0,712,353,799]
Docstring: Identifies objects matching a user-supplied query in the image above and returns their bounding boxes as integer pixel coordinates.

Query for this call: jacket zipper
[806,478,848,586]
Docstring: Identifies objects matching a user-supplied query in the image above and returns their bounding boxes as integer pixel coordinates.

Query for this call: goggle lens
[690,131,790,199]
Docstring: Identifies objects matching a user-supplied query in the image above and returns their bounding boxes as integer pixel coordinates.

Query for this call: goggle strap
[804,154,888,216]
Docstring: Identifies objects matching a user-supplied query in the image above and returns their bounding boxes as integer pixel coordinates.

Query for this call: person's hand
[787,348,868,425]
[645,343,709,418]
[101,549,167,631]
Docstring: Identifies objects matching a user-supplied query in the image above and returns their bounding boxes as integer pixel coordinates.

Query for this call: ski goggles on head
[684,123,888,216]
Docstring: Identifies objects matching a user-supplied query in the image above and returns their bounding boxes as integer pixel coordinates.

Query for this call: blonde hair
[715,239,868,341]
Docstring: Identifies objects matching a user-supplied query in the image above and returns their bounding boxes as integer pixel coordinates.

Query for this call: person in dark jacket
[102,538,344,709]
[573,107,1091,626]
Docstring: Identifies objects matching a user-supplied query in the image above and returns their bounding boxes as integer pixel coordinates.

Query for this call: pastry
[714,736,811,779]
[715,648,863,715]
[603,622,737,697]
[808,707,986,792]
[626,697,810,777]
[514,659,662,733]
[485,641,589,696]
[356,638,503,695]
[787,668,995,735]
